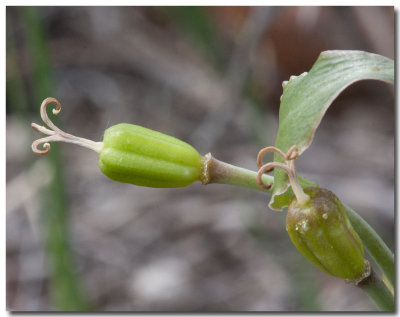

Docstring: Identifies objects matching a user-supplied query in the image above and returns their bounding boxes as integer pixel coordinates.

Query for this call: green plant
[257,145,366,280]
[31,50,394,311]
[286,186,366,279]
[32,97,202,188]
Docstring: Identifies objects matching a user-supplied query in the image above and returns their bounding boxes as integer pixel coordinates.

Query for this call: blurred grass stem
[190,7,278,150]
[20,6,91,311]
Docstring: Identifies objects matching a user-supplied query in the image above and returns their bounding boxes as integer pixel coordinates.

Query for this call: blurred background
[6,6,394,311]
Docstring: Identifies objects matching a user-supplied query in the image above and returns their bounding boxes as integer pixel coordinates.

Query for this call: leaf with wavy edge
[270,50,394,210]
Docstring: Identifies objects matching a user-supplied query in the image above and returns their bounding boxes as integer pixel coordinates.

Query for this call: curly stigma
[31,97,103,155]
[256,145,309,205]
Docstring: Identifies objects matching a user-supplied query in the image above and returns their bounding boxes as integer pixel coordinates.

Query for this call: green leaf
[270,50,394,210]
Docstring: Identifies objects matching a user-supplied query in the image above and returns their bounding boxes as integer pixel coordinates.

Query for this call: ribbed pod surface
[98,123,202,188]
[286,187,365,279]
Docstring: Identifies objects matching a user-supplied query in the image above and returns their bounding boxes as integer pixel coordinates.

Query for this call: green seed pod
[31,98,202,188]
[98,123,202,188]
[286,187,365,279]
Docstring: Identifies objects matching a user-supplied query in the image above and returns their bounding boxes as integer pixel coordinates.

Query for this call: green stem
[200,153,273,192]
[345,205,394,288]
[356,269,394,311]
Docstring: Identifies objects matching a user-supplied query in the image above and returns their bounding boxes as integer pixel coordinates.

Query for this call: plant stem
[356,269,394,311]
[200,153,273,192]
[345,204,394,288]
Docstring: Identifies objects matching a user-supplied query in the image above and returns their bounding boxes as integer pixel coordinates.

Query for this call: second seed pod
[286,187,365,279]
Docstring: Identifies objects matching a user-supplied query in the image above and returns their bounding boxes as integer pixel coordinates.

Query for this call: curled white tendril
[256,145,309,205]
[31,97,103,155]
